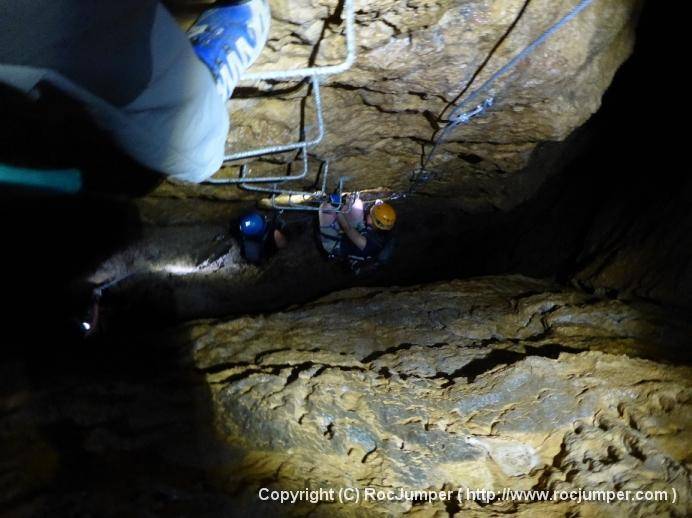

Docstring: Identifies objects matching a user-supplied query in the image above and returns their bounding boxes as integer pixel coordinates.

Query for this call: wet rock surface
[4,276,689,516]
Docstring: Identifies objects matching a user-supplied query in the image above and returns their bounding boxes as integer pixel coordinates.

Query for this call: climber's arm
[336,213,366,250]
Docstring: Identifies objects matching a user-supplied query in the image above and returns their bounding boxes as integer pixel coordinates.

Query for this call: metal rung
[242,162,351,213]
[219,0,356,165]
[239,159,328,195]
[267,175,351,213]
[206,144,309,185]
[205,0,358,204]
[222,76,324,163]
[241,0,356,82]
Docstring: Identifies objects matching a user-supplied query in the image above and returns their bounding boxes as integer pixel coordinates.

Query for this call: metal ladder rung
[204,0,357,210]
[241,0,356,82]
[242,162,351,213]
[206,143,309,184]
[222,76,324,164]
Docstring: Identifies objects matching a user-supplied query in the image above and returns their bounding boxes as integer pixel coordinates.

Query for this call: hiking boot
[188,0,271,100]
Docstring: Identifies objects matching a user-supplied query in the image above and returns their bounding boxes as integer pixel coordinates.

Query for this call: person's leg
[111,3,230,182]
[0,3,227,183]
[0,1,269,183]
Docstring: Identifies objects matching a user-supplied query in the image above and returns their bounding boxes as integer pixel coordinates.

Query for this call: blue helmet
[329,193,342,206]
[239,212,267,237]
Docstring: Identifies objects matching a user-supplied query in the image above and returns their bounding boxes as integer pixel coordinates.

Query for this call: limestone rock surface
[4,275,690,516]
[161,0,642,210]
[186,275,691,516]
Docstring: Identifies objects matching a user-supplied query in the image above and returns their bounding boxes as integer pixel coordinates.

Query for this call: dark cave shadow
[0,13,336,512]
[0,81,163,346]
[1,318,241,515]
[376,0,689,310]
[0,9,212,513]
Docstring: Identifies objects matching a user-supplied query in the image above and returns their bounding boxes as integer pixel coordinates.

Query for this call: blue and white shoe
[188,0,271,100]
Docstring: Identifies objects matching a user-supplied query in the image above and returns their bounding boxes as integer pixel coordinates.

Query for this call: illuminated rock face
[4,276,689,516]
[162,0,642,210]
[188,276,691,516]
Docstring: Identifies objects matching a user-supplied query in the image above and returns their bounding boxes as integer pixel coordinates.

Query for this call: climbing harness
[203,0,357,211]
[409,0,598,194]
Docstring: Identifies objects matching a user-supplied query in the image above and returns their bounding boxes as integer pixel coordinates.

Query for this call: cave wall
[188,276,690,516]
[16,0,681,336]
[158,0,642,211]
[5,276,689,516]
[4,4,691,515]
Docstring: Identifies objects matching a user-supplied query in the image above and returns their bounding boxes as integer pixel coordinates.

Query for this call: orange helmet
[370,202,396,231]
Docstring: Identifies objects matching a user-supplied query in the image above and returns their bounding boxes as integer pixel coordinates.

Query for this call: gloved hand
[329,193,342,207]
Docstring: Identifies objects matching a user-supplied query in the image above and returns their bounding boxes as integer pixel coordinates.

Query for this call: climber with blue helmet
[238,210,288,265]
[0,0,271,184]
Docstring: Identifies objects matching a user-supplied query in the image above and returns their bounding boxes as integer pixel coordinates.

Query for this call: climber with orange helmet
[318,194,397,271]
